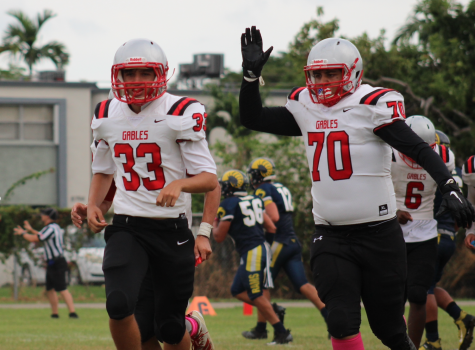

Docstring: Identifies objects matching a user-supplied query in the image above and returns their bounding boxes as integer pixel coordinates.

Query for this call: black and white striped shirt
[38,223,64,260]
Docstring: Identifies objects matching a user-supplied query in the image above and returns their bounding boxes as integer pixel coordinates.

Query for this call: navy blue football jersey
[217,195,266,256]
[254,182,297,245]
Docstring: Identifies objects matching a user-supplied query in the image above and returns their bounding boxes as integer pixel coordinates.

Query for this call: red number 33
[192,113,208,132]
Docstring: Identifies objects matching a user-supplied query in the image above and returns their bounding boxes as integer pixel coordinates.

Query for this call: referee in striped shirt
[14,208,78,319]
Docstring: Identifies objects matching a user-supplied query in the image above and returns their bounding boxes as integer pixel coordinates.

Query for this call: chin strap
[244,76,265,86]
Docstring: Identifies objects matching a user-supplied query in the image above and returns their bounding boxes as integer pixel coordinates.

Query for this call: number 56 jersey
[91,94,216,218]
[286,84,406,225]
[217,195,266,256]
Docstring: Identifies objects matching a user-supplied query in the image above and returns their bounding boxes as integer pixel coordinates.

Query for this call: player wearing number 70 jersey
[239,26,474,350]
[391,116,454,347]
[89,38,217,350]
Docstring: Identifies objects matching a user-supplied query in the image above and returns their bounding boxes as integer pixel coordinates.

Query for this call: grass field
[0,306,473,350]
[0,285,107,303]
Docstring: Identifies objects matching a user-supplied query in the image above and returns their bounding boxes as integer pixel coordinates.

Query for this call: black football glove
[241,26,273,80]
[436,178,475,228]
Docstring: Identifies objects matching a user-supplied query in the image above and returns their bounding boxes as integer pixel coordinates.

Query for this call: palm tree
[0,9,69,78]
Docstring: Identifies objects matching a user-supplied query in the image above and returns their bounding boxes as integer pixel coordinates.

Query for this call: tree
[0,63,27,80]
[0,10,69,78]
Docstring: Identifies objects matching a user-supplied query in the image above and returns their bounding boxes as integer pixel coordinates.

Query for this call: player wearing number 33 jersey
[88,38,218,350]
[91,93,216,218]
[239,27,474,350]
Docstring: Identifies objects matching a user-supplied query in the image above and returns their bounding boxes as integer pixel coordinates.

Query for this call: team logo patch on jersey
[379,204,388,216]
[217,207,226,219]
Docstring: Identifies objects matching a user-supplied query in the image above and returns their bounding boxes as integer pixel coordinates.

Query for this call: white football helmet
[111,38,168,105]
[304,38,363,106]
[399,115,436,169]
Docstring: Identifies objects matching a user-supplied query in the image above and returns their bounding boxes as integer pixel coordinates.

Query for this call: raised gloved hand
[436,178,475,228]
[241,26,273,82]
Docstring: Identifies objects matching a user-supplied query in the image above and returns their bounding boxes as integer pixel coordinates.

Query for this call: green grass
[0,306,473,349]
[0,285,106,303]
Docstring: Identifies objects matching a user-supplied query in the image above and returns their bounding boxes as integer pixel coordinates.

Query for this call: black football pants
[102,215,195,345]
[310,217,408,348]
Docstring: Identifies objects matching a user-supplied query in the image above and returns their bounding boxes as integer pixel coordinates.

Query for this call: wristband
[243,76,266,86]
[197,222,213,239]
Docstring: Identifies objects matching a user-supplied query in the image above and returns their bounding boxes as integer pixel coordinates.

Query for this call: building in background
[0,79,287,208]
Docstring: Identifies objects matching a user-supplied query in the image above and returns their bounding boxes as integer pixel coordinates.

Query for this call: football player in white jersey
[463,156,475,249]
[238,26,474,350]
[87,38,218,350]
[391,116,455,347]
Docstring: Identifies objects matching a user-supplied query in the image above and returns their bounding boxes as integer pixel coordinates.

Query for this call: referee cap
[40,208,58,220]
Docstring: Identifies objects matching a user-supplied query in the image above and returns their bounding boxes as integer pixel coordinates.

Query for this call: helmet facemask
[304,59,361,107]
[111,61,168,105]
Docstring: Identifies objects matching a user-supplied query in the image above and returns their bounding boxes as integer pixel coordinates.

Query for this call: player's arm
[376,121,474,228]
[239,26,302,136]
[212,220,231,243]
[263,212,276,233]
[264,202,279,222]
[194,183,221,263]
[72,182,115,228]
[87,173,114,233]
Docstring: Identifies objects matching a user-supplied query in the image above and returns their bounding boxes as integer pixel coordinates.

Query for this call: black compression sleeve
[375,120,452,187]
[239,78,302,136]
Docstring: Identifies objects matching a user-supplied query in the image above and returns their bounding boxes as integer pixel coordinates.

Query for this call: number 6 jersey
[391,144,454,242]
[91,94,216,218]
[285,84,406,225]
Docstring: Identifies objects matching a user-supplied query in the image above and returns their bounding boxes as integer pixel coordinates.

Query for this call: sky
[0,0,471,87]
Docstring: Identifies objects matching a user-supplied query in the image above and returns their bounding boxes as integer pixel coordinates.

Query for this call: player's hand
[396,210,413,225]
[464,234,475,250]
[23,220,33,232]
[156,180,183,207]
[13,226,26,235]
[71,203,88,228]
[194,235,212,263]
[241,26,273,80]
[436,179,475,228]
[87,205,108,233]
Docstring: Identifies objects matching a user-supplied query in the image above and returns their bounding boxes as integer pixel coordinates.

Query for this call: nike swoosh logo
[177,240,189,246]
[450,191,463,203]
[154,119,165,123]
[343,108,353,112]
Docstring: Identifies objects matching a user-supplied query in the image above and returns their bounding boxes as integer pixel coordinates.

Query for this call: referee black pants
[102,215,195,345]
[310,217,407,347]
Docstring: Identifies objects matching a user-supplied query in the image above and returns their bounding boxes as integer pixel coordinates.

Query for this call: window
[0,105,55,141]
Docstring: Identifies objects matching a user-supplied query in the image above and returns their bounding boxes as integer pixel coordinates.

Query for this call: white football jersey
[286,84,407,225]
[462,155,475,188]
[391,145,454,242]
[392,145,455,219]
[91,93,216,219]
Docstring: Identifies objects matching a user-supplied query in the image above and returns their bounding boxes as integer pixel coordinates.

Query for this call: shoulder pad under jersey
[359,88,398,106]
[166,97,200,116]
[288,87,306,101]
[464,155,475,174]
[94,99,113,119]
[436,145,451,163]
